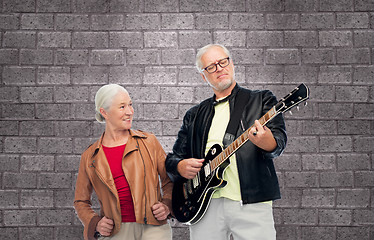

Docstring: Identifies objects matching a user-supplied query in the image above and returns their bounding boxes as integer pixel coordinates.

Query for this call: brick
[337,227,371,240]
[320,171,354,187]
[355,171,374,187]
[56,121,92,137]
[54,86,89,103]
[126,14,160,30]
[0,190,19,208]
[20,87,52,103]
[302,49,334,64]
[21,14,54,30]
[38,32,72,48]
[302,227,337,240]
[266,14,299,30]
[336,86,369,102]
[20,190,53,208]
[282,208,318,225]
[285,31,318,47]
[0,49,19,64]
[145,31,178,48]
[0,154,20,172]
[320,136,352,152]
[72,32,108,48]
[157,136,176,152]
[161,13,194,29]
[37,67,70,85]
[35,104,71,119]
[162,120,183,136]
[319,66,351,84]
[353,66,374,85]
[71,66,108,84]
[246,66,284,84]
[353,136,374,152]
[353,210,374,225]
[4,210,37,226]
[274,154,301,171]
[144,66,177,85]
[250,0,283,12]
[20,49,54,65]
[3,31,36,48]
[179,31,212,48]
[3,172,37,188]
[56,14,90,30]
[109,0,141,13]
[286,137,318,153]
[3,0,35,12]
[127,49,160,65]
[354,103,374,119]
[38,209,72,225]
[56,155,80,172]
[73,137,98,154]
[56,50,89,65]
[247,31,283,47]
[55,190,75,208]
[274,226,298,240]
[2,103,35,119]
[301,13,335,29]
[320,0,354,11]
[319,210,352,225]
[285,0,318,11]
[160,87,194,103]
[337,48,370,64]
[337,13,369,29]
[355,0,374,11]
[39,138,73,154]
[0,14,20,29]
[302,154,335,170]
[109,66,143,85]
[161,49,195,65]
[319,31,353,47]
[354,30,374,47]
[91,49,125,65]
[143,103,178,120]
[180,0,246,12]
[196,13,229,29]
[214,31,246,47]
[337,120,371,135]
[19,228,54,240]
[337,153,370,170]
[132,120,162,135]
[126,86,159,103]
[274,189,301,207]
[91,14,125,30]
[38,173,71,188]
[230,13,264,29]
[337,189,370,208]
[73,0,109,13]
[266,49,299,65]
[0,120,19,136]
[231,49,263,64]
[109,32,143,48]
[20,155,54,171]
[284,66,318,84]
[302,189,335,207]
[144,0,178,12]
[178,67,204,86]
[285,172,319,187]
[37,0,71,12]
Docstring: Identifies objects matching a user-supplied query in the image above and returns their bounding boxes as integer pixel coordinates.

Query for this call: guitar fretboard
[209,105,279,172]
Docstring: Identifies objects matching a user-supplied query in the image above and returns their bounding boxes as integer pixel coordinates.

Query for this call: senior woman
[74,84,173,240]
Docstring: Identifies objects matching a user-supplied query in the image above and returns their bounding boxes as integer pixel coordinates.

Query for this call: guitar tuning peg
[289,111,293,115]
[297,106,300,111]
[304,102,307,107]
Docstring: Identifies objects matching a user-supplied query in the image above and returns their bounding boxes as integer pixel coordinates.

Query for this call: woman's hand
[96,216,114,236]
[151,202,170,221]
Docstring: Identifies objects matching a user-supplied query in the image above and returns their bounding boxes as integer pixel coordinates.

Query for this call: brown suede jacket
[74,129,173,240]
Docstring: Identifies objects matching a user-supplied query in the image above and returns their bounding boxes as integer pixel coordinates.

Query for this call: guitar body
[172,144,229,224]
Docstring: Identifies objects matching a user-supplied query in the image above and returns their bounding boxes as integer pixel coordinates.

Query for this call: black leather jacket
[165,84,287,204]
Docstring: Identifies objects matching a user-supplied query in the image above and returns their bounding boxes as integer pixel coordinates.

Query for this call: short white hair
[195,44,232,72]
[94,84,128,123]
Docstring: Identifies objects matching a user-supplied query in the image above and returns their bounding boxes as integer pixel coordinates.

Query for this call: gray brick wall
[0,0,373,239]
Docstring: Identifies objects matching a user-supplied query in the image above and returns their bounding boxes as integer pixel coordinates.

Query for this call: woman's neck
[102,128,130,147]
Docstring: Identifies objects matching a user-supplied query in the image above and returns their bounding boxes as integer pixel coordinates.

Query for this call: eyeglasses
[202,57,230,74]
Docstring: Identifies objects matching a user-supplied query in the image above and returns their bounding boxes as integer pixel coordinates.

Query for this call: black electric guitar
[172,83,310,225]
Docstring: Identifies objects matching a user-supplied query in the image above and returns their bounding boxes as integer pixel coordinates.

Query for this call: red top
[102,144,136,222]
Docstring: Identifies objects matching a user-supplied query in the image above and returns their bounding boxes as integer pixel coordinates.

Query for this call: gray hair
[195,44,232,72]
[94,84,129,123]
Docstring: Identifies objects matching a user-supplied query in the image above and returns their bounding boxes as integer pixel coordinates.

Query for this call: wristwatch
[94,231,102,239]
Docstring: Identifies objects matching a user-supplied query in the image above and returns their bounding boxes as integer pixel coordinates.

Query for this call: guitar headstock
[276,83,310,113]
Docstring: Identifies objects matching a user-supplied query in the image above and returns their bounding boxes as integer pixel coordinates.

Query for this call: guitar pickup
[204,164,211,178]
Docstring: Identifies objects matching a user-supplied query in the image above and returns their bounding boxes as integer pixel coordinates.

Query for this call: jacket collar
[211,83,240,106]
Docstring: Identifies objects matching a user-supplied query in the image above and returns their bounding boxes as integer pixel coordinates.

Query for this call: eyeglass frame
[201,57,231,74]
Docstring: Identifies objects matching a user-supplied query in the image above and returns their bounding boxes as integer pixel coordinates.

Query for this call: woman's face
[101,91,134,131]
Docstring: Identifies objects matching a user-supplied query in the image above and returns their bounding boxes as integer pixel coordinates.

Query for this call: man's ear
[200,72,207,82]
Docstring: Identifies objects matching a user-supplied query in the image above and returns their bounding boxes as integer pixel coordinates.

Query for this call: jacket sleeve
[165,108,195,182]
[260,90,287,159]
[73,152,101,240]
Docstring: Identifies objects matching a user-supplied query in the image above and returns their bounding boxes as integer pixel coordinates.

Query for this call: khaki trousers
[99,222,172,240]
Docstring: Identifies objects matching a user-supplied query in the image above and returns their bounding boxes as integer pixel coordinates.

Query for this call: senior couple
[74,44,287,240]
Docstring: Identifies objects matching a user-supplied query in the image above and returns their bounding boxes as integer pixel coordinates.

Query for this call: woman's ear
[100,108,108,120]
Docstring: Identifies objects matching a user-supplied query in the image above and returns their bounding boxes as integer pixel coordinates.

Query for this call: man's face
[200,46,235,94]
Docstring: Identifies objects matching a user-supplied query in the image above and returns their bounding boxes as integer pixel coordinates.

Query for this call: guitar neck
[210,105,281,171]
